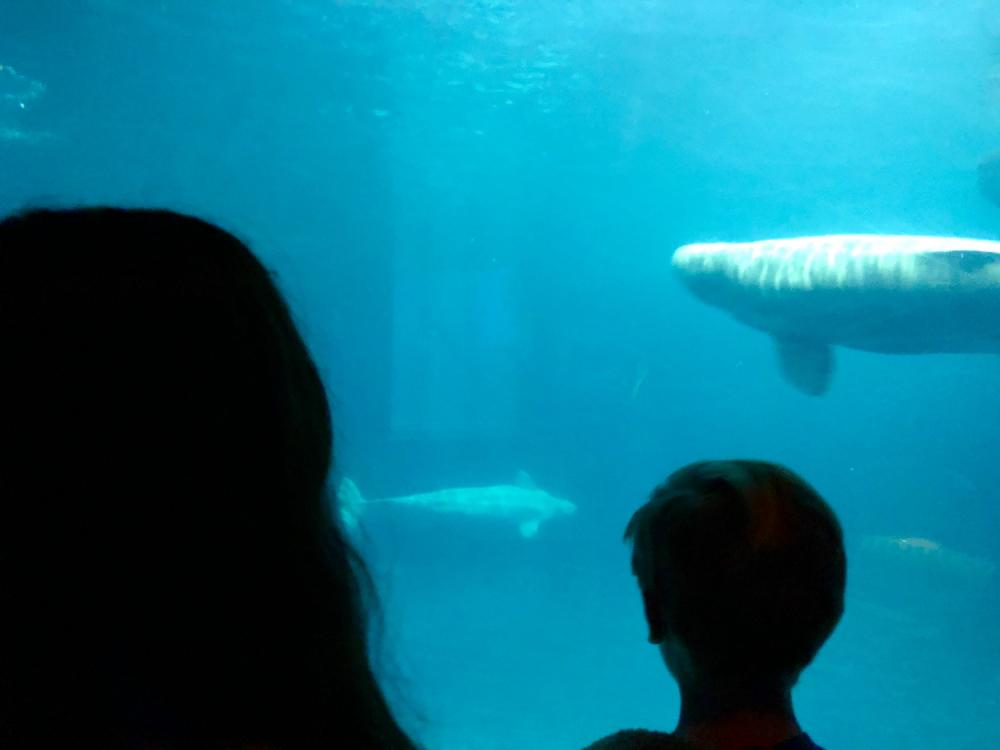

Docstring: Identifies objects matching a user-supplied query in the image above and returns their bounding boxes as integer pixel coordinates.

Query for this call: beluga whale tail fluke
[336,471,577,539]
[671,234,1000,395]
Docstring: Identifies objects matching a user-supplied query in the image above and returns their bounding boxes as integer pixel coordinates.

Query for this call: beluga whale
[337,471,577,539]
[672,234,1000,395]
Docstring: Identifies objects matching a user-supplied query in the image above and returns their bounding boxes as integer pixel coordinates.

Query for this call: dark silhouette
[584,460,846,750]
[0,208,419,750]
[978,152,1000,208]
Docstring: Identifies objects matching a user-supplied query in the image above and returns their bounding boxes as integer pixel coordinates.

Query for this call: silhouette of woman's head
[1,208,415,749]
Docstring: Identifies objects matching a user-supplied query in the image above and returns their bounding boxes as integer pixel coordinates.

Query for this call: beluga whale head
[671,234,1000,395]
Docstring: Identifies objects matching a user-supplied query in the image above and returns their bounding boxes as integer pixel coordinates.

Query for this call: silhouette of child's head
[626,460,846,704]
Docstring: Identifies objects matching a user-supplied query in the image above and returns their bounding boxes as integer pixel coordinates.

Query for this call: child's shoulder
[582,729,693,750]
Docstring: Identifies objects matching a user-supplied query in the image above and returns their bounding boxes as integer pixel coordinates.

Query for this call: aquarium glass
[2,2,998,748]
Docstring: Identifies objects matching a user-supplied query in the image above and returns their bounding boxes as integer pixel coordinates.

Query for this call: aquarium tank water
[2,2,998,748]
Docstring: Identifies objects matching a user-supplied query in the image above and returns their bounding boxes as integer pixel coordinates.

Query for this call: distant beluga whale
[672,234,1000,395]
[337,472,577,539]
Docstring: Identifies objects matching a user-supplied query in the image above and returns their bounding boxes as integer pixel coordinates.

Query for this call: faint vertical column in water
[391,265,516,439]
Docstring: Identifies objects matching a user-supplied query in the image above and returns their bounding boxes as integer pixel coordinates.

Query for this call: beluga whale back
[337,471,576,539]
[672,234,1000,395]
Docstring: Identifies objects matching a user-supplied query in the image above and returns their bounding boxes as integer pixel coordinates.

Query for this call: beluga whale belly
[672,234,1000,395]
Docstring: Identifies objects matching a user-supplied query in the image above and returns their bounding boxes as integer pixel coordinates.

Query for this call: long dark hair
[0,207,418,749]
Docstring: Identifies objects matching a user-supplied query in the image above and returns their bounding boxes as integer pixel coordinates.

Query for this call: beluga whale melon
[671,235,1000,395]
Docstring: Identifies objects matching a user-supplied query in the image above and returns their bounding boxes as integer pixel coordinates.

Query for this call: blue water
[3,2,999,748]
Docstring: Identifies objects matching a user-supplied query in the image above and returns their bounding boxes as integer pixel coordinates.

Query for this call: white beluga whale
[672,234,1000,395]
[859,535,996,585]
[337,471,576,539]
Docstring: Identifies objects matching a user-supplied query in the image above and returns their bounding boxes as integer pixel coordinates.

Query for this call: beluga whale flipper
[337,471,577,539]
[671,235,1000,395]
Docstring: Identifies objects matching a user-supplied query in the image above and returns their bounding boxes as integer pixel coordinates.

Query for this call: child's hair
[626,460,846,693]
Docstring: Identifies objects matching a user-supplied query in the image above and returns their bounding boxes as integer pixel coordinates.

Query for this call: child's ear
[642,589,667,644]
